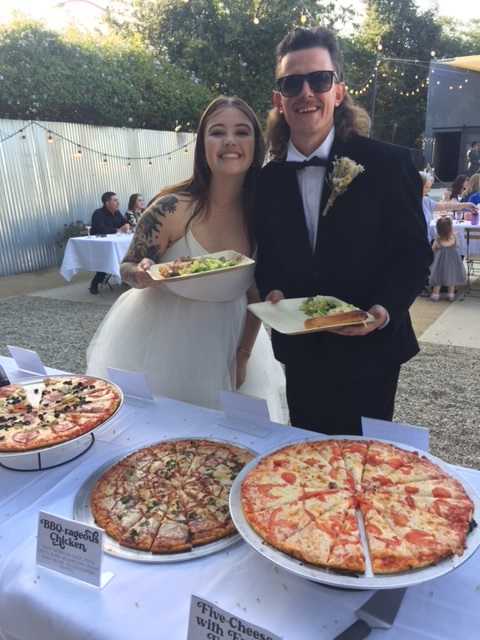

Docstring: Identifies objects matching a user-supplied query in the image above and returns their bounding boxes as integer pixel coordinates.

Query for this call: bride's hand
[122,258,155,289]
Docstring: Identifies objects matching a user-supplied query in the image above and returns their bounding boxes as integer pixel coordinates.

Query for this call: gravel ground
[1,295,479,469]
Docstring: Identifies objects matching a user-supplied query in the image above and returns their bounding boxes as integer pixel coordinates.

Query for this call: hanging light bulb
[127,159,132,167]
[253,16,259,25]
[300,13,307,25]
[74,147,82,157]
[47,132,54,143]
[103,156,108,163]
[184,146,189,153]
[148,159,153,165]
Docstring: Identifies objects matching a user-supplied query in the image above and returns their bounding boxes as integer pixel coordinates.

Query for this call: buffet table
[1,356,480,640]
[59,234,133,282]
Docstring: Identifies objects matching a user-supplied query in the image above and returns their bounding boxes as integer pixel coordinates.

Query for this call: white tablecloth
[59,234,133,281]
[430,220,480,256]
[1,356,480,640]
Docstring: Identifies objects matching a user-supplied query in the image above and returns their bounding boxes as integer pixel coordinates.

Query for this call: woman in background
[125,193,145,229]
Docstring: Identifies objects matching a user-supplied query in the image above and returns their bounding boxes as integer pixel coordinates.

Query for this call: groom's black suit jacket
[255,133,433,378]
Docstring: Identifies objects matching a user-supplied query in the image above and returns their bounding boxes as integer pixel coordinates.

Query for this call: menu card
[7,345,47,375]
[36,511,113,588]
[362,416,429,452]
[187,595,281,640]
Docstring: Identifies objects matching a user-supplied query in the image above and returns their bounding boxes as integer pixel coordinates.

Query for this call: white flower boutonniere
[322,156,365,217]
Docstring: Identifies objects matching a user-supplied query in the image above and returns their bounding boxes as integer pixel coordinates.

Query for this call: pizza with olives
[0,376,121,452]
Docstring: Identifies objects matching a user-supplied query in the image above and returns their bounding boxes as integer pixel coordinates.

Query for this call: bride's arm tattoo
[122,195,178,264]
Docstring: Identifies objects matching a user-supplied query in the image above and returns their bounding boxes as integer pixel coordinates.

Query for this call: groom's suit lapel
[315,136,347,256]
[273,161,313,268]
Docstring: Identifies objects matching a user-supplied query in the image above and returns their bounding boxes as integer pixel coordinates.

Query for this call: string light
[0,121,197,166]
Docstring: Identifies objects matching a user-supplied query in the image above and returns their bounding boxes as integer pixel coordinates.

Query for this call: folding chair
[465,227,480,294]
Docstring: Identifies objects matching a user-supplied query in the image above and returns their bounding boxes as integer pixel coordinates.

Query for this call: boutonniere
[322,156,365,216]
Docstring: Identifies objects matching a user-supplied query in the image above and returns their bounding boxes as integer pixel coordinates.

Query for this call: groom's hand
[327,305,389,336]
[266,290,285,304]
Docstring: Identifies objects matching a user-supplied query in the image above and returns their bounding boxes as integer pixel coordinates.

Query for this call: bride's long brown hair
[149,96,265,249]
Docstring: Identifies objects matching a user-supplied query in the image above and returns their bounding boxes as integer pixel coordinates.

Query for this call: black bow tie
[285,156,329,170]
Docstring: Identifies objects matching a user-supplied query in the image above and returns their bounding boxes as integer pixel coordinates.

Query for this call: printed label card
[219,391,273,438]
[7,345,47,375]
[107,368,155,402]
[187,595,281,640]
[362,417,429,452]
[36,511,113,588]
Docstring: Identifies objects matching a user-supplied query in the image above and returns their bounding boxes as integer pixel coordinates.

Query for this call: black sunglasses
[276,70,339,98]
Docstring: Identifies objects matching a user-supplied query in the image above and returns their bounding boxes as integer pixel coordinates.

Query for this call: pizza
[90,439,255,553]
[241,439,475,575]
[0,376,121,452]
[300,296,369,330]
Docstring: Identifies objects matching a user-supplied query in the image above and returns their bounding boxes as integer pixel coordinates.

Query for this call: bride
[86,96,286,422]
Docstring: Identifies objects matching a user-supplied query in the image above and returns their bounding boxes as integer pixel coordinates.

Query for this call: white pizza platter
[147,250,255,302]
[0,375,123,471]
[74,437,258,563]
[229,435,480,590]
[248,297,374,335]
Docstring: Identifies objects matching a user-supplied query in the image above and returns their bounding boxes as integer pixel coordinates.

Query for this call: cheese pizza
[0,376,121,452]
[241,439,475,574]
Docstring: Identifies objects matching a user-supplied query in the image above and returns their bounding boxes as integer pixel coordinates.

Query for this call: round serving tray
[229,435,480,590]
[74,437,258,563]
[0,375,124,470]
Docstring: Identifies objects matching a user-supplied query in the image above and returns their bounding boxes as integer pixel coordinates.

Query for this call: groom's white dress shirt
[286,127,335,251]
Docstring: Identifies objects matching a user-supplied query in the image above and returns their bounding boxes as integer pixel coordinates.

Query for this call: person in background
[466,142,480,177]
[429,217,466,302]
[125,193,146,230]
[89,192,129,294]
[448,174,469,202]
[442,174,468,202]
[420,171,476,239]
[465,173,480,206]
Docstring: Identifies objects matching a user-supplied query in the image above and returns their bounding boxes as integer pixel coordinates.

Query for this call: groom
[254,27,432,436]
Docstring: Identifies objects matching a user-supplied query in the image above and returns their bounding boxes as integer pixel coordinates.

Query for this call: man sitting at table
[89,192,129,294]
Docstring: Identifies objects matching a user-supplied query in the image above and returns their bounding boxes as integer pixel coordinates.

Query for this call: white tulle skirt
[86,285,286,423]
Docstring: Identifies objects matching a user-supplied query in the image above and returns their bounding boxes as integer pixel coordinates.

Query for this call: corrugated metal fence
[0,118,195,276]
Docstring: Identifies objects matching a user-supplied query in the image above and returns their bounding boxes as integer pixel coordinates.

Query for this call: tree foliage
[0,19,212,129]
[108,0,356,119]
[1,3,479,148]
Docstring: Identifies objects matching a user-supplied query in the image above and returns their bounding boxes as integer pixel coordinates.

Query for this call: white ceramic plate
[230,435,480,590]
[248,297,374,335]
[148,250,255,302]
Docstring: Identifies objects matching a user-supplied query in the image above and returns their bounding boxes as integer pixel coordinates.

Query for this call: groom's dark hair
[266,27,370,160]
[276,27,345,82]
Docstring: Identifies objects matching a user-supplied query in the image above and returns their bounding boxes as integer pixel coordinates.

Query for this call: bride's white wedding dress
[86,230,286,422]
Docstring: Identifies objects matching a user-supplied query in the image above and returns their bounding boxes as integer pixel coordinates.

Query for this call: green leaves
[0,18,212,129]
